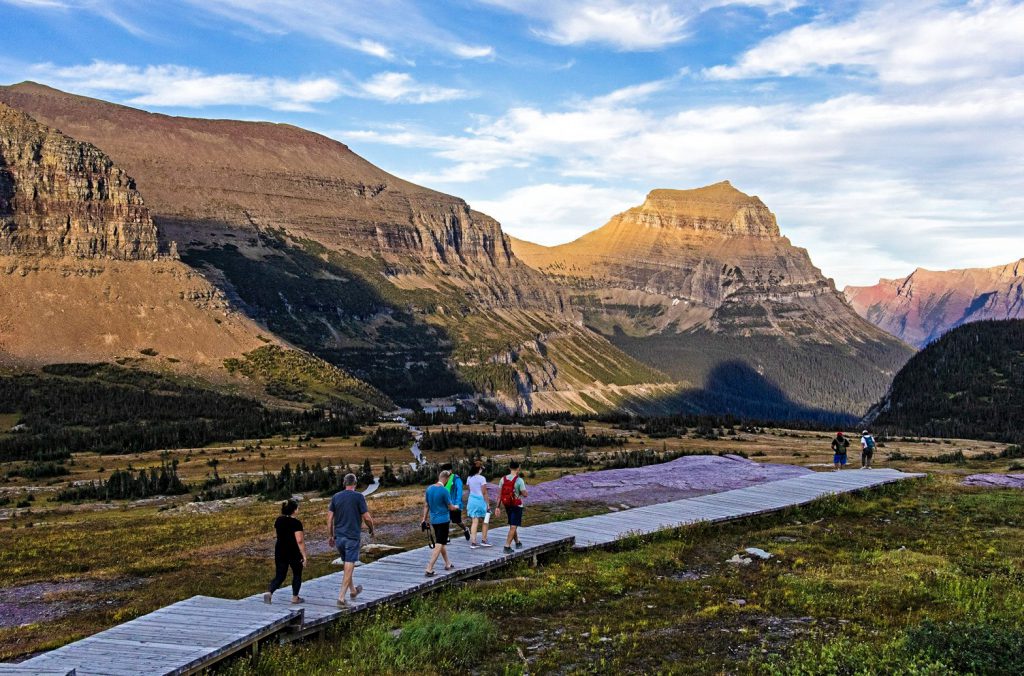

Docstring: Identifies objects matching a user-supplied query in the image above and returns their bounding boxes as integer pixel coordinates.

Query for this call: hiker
[861,430,877,469]
[494,460,528,554]
[445,466,471,541]
[466,463,493,548]
[328,473,374,607]
[263,499,307,605]
[831,431,850,470]
[423,469,460,576]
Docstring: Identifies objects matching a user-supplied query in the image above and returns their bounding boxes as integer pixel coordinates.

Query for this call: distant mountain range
[0,82,916,420]
[867,319,1024,445]
[844,259,1024,348]
[511,182,912,419]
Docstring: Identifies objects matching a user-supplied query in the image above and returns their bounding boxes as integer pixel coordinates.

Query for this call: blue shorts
[506,505,524,527]
[336,536,360,563]
[468,494,488,519]
[834,453,848,465]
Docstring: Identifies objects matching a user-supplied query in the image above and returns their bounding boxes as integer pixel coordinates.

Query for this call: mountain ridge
[844,258,1024,348]
[0,82,665,413]
[511,183,914,419]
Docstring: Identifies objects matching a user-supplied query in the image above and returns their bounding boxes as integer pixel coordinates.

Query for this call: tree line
[0,364,366,462]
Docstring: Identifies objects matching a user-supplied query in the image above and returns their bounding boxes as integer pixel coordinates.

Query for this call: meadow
[1,423,1021,673]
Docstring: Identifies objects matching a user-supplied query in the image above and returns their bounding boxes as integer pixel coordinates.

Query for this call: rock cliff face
[512,182,914,420]
[844,259,1024,348]
[0,103,157,260]
[0,83,659,411]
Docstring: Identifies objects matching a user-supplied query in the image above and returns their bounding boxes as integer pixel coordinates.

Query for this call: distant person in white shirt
[465,462,493,549]
[860,430,877,469]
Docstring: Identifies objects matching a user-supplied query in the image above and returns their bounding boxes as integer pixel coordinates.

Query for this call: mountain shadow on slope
[867,319,1024,444]
[611,327,891,422]
[649,359,857,425]
[181,228,468,402]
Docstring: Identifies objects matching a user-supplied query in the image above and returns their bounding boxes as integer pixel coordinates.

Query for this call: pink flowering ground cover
[962,473,1024,489]
[504,454,812,508]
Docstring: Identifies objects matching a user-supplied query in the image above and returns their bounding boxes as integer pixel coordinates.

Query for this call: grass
[211,475,1024,675]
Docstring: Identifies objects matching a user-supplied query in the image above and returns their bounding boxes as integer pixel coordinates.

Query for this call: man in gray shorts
[328,473,374,607]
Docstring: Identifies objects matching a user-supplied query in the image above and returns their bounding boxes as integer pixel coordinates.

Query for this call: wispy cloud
[184,0,494,62]
[25,61,472,109]
[705,0,1024,84]
[477,0,801,50]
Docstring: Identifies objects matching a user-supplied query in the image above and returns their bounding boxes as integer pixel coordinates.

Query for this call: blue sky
[2,0,1022,287]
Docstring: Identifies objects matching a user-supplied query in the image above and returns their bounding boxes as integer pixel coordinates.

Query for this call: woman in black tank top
[263,499,307,604]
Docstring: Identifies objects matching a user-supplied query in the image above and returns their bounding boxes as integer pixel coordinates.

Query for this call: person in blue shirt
[421,470,459,576]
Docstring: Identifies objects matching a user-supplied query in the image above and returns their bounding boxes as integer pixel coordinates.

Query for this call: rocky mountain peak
[617,181,781,238]
[0,102,158,260]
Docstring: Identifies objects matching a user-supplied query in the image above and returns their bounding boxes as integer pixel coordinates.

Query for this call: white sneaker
[469,543,479,549]
[480,541,494,547]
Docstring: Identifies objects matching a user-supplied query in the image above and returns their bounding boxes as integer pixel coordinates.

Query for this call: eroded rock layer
[0,103,157,260]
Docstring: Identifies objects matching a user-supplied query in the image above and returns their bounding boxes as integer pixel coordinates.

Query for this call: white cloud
[473,183,645,245]
[26,61,472,109]
[357,72,470,104]
[706,0,1024,84]
[451,44,495,59]
[350,69,1024,286]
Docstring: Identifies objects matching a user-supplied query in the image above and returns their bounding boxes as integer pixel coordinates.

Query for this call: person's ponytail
[281,499,298,516]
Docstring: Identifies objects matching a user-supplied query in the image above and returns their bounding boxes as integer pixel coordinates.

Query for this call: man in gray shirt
[328,473,374,606]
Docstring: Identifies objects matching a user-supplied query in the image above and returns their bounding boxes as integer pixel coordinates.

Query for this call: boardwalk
[3,468,921,675]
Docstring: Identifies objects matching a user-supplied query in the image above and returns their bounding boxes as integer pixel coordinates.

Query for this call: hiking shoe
[463,529,471,541]
[503,546,515,554]
[515,541,523,549]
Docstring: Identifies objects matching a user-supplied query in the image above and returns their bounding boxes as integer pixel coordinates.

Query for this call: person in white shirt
[465,462,493,548]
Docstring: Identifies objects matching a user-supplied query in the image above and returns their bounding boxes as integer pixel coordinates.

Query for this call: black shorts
[451,508,463,525]
[431,522,450,545]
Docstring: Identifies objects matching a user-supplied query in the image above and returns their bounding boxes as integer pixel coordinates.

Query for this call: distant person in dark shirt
[861,430,876,469]
[831,432,850,471]
[328,473,374,607]
[263,499,307,605]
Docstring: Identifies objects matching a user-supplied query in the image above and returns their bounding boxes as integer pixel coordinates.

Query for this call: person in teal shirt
[422,470,459,576]
[444,468,470,541]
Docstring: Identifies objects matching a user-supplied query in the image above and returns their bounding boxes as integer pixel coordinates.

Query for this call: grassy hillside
[185,233,670,412]
[224,345,393,410]
[870,319,1024,443]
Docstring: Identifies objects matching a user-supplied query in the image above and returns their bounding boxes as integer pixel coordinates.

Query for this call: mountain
[0,101,390,410]
[511,182,914,420]
[867,319,1024,444]
[844,259,1024,348]
[0,82,666,413]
